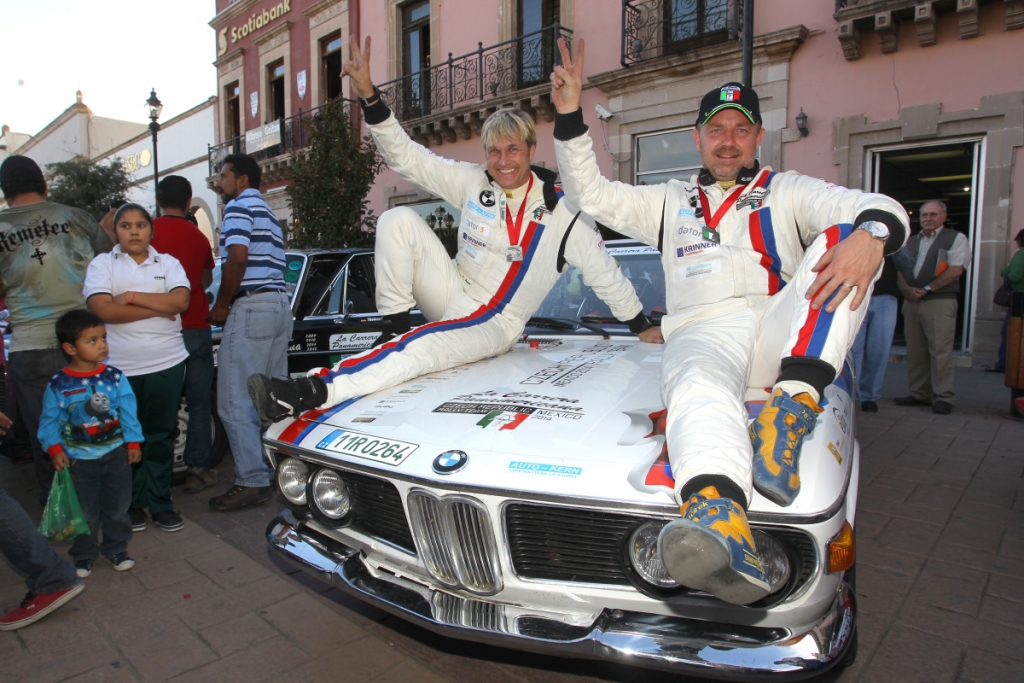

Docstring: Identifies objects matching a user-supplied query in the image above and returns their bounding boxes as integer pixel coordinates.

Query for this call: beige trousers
[902,298,958,403]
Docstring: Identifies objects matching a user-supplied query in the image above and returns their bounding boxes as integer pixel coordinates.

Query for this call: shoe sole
[208,494,271,512]
[0,583,84,631]
[246,374,285,425]
[131,523,146,532]
[155,522,184,532]
[108,559,135,572]
[75,567,92,578]
[659,520,770,606]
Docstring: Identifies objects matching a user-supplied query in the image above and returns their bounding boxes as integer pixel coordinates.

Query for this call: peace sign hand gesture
[343,35,376,99]
[550,37,585,114]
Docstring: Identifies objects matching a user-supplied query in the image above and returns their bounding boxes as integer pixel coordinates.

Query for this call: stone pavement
[1,363,1022,683]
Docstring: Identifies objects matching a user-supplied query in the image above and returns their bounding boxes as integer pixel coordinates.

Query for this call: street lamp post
[146,89,163,211]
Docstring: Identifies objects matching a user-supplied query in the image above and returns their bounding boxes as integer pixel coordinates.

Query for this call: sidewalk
[1,363,1022,683]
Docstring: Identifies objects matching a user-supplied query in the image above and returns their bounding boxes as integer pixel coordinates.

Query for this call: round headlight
[751,530,791,594]
[277,458,310,505]
[628,522,679,588]
[310,469,351,520]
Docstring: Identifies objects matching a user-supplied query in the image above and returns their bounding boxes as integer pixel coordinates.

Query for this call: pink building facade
[208,0,1024,362]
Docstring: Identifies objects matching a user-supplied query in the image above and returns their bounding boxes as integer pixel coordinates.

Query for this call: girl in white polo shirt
[84,204,190,533]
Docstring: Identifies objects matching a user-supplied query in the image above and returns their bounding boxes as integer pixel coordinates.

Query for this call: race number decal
[316,429,418,466]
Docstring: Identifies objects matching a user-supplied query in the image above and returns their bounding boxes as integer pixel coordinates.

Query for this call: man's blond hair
[481,109,537,150]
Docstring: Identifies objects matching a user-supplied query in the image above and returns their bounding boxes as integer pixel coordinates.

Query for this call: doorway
[869,139,983,352]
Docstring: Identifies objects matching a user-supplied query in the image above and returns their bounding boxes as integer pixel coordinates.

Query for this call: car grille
[343,471,416,554]
[431,592,509,632]
[406,491,503,595]
[506,503,650,584]
[505,503,818,597]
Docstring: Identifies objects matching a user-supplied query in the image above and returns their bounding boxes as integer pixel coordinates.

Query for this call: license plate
[315,429,418,467]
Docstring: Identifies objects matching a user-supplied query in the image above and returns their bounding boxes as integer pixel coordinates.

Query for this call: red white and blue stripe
[790,223,854,358]
[746,173,785,294]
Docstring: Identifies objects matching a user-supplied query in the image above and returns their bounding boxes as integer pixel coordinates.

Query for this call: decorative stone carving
[915,3,936,47]
[875,12,898,53]
[215,48,246,75]
[838,20,861,61]
[957,0,979,39]
[1007,0,1024,30]
[256,21,292,56]
[528,94,555,122]
[305,0,345,29]
[449,116,471,140]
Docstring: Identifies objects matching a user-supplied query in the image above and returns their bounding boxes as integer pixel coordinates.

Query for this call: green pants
[128,361,186,514]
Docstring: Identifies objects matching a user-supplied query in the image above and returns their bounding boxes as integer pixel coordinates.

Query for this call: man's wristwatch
[855,220,890,242]
[923,285,932,293]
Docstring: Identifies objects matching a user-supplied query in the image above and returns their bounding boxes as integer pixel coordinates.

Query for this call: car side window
[297,256,346,318]
[345,255,377,314]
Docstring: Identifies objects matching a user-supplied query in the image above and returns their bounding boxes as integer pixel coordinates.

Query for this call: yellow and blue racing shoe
[658,486,770,605]
[750,387,824,507]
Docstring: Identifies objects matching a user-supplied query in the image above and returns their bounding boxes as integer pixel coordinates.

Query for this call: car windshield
[205,253,307,306]
[532,244,666,323]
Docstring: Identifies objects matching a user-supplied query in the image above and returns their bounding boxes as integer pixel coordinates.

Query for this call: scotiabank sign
[217,0,292,56]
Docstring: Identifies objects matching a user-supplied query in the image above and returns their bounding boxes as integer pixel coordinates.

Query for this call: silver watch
[856,220,889,242]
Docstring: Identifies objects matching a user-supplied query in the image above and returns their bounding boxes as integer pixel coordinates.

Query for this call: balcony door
[518,0,559,86]
[402,0,431,119]
[664,0,732,52]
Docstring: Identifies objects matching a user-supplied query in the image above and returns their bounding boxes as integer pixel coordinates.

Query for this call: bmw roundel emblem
[432,450,468,475]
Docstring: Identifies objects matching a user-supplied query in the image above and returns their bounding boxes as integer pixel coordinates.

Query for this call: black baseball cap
[0,155,46,196]
[696,82,761,126]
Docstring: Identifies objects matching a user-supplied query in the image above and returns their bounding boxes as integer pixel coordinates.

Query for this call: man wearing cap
[0,156,114,493]
[550,42,908,605]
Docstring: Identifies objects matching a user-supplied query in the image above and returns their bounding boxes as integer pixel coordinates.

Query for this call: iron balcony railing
[377,24,573,123]
[207,99,355,176]
[622,0,742,67]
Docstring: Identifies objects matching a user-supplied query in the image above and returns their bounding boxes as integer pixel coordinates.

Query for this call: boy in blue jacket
[39,310,143,577]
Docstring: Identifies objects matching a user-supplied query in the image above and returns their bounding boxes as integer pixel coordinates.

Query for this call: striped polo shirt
[220,188,286,293]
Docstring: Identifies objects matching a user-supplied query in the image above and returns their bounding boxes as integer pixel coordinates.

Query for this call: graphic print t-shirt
[0,202,112,352]
[38,364,144,461]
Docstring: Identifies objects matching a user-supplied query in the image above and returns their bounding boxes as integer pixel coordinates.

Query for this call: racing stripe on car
[790,223,854,358]
[322,221,546,379]
[278,397,360,445]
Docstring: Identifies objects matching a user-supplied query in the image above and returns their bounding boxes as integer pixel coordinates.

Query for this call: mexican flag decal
[476,410,529,431]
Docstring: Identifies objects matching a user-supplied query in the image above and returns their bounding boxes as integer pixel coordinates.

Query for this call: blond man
[248,37,658,420]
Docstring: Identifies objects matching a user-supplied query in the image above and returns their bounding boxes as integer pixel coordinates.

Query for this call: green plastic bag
[38,469,90,541]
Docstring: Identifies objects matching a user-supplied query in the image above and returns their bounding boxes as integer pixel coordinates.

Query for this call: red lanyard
[504,174,534,246]
[697,182,749,231]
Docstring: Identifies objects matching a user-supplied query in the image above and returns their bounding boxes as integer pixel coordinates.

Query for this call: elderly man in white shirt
[894,200,971,414]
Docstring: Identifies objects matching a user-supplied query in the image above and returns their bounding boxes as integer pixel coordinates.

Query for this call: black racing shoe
[208,485,272,512]
[247,374,328,425]
[372,310,412,348]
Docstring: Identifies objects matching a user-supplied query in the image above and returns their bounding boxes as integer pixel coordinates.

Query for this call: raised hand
[343,35,375,99]
[550,37,584,114]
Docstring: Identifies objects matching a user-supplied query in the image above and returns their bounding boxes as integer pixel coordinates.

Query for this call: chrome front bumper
[267,511,855,682]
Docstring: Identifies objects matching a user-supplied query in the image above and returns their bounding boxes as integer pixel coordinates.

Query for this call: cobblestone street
[2,363,1022,683]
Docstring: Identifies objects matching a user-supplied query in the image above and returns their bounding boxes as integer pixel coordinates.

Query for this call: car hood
[266,337,855,517]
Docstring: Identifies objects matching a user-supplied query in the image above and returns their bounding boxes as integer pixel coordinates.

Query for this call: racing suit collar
[485,165,561,212]
[697,160,762,189]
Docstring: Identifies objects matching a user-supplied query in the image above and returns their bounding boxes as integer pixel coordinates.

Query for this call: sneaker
[208,485,272,512]
[246,374,328,425]
[658,486,770,605]
[932,400,953,415]
[106,552,135,571]
[861,401,878,413]
[0,584,84,631]
[894,395,931,407]
[183,467,219,494]
[74,559,93,578]
[750,388,824,507]
[151,510,184,532]
[129,507,147,532]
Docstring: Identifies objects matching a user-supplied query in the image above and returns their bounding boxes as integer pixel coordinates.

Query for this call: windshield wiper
[527,316,610,339]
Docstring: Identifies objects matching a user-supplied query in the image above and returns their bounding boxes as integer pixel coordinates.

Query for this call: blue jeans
[852,294,898,403]
[68,447,133,562]
[217,291,292,488]
[182,328,215,469]
[0,487,79,594]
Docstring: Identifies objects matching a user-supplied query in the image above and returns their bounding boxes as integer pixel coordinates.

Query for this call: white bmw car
[263,241,858,680]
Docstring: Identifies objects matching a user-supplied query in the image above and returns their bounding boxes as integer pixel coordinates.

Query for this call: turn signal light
[827,521,855,574]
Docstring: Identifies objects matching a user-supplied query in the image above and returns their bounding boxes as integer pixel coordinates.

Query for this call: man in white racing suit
[550,40,908,604]
[247,36,660,424]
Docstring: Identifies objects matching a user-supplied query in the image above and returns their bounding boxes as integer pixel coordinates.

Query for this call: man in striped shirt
[208,154,293,512]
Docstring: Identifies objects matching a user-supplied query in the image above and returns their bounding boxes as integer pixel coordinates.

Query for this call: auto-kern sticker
[316,429,418,466]
[508,461,582,478]
[520,343,630,387]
